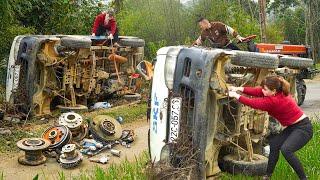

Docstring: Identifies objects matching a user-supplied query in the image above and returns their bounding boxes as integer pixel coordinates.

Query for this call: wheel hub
[42,125,72,150]
[59,144,83,169]
[16,138,50,166]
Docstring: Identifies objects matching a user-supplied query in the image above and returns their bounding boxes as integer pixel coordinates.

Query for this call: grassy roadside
[69,151,149,180]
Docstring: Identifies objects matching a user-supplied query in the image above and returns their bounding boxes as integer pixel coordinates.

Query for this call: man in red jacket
[91,9,119,42]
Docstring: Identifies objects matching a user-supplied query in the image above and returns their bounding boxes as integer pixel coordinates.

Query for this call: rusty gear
[42,125,72,150]
[89,115,122,142]
[16,138,51,166]
[59,144,83,169]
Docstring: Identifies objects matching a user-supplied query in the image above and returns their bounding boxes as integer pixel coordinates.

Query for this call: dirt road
[0,119,149,180]
[301,76,320,118]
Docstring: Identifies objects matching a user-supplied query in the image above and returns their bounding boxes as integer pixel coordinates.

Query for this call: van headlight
[164,55,177,90]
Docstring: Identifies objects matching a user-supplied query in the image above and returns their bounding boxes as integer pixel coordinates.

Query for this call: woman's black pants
[266,117,313,179]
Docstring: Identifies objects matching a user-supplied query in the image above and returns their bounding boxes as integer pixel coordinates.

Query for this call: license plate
[168,97,182,143]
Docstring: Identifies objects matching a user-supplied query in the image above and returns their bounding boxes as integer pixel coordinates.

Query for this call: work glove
[228,90,241,99]
[107,34,114,40]
[229,86,244,92]
[236,35,246,42]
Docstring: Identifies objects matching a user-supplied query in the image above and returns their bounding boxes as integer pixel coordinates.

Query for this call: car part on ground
[5,35,145,117]
[58,112,88,141]
[89,156,109,164]
[148,46,314,179]
[59,144,83,169]
[42,125,72,151]
[16,138,51,166]
[123,93,142,101]
[89,115,123,142]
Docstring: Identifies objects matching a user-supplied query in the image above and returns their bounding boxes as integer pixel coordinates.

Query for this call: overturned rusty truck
[6,35,145,116]
[148,46,313,179]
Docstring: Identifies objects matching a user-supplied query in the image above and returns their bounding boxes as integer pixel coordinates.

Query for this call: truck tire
[231,51,279,69]
[219,154,268,176]
[60,36,92,49]
[279,57,313,69]
[296,79,306,106]
[119,38,145,47]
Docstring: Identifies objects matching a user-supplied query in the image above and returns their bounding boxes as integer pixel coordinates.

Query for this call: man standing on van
[91,9,119,42]
[193,17,245,50]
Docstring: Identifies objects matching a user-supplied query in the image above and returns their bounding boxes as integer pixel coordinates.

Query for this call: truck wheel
[219,154,268,176]
[119,38,145,47]
[296,79,306,106]
[60,36,92,49]
[231,51,279,69]
[279,57,313,69]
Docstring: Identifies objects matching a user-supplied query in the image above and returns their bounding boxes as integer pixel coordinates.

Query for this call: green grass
[0,126,46,153]
[101,102,147,124]
[73,151,149,180]
[221,122,320,180]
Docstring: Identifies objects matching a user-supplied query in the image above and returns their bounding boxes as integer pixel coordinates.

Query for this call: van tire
[231,51,279,69]
[119,38,145,47]
[279,57,313,69]
[60,36,92,49]
[220,154,268,176]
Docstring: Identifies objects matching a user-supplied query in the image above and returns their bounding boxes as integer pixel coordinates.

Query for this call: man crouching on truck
[192,17,245,50]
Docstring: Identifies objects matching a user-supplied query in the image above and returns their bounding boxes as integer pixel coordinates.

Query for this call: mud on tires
[219,154,268,176]
[279,56,313,69]
[231,51,279,69]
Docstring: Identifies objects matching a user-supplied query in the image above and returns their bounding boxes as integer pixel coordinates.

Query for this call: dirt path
[0,119,149,180]
[301,75,320,119]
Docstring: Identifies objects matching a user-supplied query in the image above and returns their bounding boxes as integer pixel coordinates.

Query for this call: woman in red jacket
[91,9,118,42]
[228,76,313,180]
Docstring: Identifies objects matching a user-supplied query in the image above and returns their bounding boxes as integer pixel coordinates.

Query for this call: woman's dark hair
[260,75,290,96]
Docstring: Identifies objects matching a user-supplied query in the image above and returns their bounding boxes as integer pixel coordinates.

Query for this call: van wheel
[60,36,92,49]
[279,57,313,69]
[219,154,268,176]
[119,38,145,47]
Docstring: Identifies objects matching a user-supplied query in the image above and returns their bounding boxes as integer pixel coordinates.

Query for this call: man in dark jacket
[91,9,119,42]
[193,17,245,50]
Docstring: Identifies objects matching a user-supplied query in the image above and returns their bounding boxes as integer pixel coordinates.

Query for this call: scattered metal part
[89,146,97,151]
[58,112,88,142]
[89,156,109,164]
[120,130,135,143]
[116,116,124,124]
[89,115,122,142]
[0,128,12,136]
[16,138,50,166]
[42,125,72,150]
[110,149,121,157]
[126,144,131,148]
[121,141,126,146]
[59,112,83,130]
[59,144,83,169]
